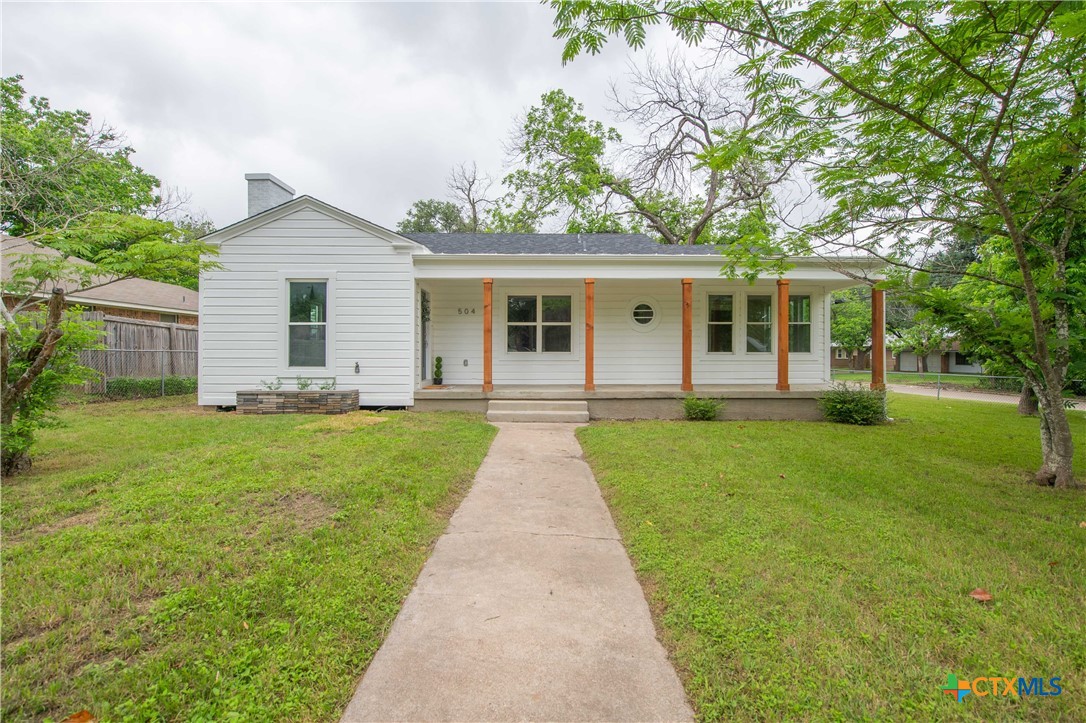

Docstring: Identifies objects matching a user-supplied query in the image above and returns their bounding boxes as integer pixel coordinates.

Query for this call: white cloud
[2,2,696,229]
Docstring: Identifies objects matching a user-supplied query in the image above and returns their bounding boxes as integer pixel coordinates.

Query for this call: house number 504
[457,308,476,315]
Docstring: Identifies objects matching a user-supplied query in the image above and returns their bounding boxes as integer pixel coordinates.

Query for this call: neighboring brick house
[1,235,198,325]
[830,344,896,371]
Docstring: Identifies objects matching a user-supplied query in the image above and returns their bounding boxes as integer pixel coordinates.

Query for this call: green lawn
[1,396,495,722]
[831,370,1005,390]
[578,395,1085,721]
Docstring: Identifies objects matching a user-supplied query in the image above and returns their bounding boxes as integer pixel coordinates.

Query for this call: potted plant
[433,356,443,385]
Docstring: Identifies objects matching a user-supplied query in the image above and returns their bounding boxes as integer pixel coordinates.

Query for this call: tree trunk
[0,405,31,477]
[918,354,926,373]
[1017,383,1038,416]
[1033,383,1077,488]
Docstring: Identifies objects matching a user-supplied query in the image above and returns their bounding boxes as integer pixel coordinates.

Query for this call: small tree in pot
[433,356,443,385]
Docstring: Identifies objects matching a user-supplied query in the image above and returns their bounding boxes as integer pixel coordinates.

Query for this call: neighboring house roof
[1,235,198,315]
[405,233,725,256]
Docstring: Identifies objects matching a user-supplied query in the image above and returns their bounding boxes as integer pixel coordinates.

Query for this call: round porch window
[632,303,655,325]
[627,298,661,331]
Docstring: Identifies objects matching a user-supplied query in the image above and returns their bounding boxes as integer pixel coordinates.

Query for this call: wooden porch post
[871,287,886,390]
[584,278,595,392]
[482,278,493,392]
[681,278,693,392]
[776,279,790,391]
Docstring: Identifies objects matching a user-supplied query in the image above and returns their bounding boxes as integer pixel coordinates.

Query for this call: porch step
[486,399,589,423]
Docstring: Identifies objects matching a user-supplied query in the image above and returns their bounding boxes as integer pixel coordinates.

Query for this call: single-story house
[2,235,199,325]
[895,342,985,374]
[198,174,886,419]
[830,344,896,370]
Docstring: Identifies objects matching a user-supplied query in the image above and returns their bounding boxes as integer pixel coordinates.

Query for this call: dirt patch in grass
[33,509,101,536]
[273,492,337,533]
[299,412,389,433]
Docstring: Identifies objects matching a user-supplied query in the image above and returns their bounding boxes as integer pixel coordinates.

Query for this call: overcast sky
[2,1,697,230]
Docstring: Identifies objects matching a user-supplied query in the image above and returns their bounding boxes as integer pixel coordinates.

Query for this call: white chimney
[245,173,295,217]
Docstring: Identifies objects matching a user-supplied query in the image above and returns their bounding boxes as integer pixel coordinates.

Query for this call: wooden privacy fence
[78,313,199,392]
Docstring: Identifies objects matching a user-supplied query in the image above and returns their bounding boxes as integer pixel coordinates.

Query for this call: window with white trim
[788,295,812,353]
[288,281,327,367]
[746,295,773,353]
[835,348,848,360]
[707,295,734,353]
[507,295,572,353]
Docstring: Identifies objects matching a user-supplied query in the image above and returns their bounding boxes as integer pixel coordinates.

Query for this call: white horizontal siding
[595,280,681,384]
[426,280,483,385]
[420,279,830,387]
[692,281,829,385]
[199,208,415,406]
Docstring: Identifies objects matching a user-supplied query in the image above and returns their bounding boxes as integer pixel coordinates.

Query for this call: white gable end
[199,201,417,406]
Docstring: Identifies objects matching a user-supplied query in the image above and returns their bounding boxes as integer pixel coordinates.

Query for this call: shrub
[104,376,197,399]
[683,396,723,421]
[818,383,887,425]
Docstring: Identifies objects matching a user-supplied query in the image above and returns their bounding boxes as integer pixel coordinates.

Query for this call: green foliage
[1,308,102,465]
[682,395,723,421]
[495,80,790,255]
[550,0,1086,484]
[818,383,887,426]
[1,77,219,473]
[0,396,496,720]
[887,320,952,372]
[829,288,871,356]
[397,199,473,233]
[1,75,216,290]
[433,356,443,380]
[1,76,157,235]
[576,395,1085,719]
[260,377,283,391]
[103,376,197,399]
[318,378,337,391]
[295,376,313,391]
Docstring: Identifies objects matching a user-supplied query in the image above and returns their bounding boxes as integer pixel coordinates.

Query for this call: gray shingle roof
[404,232,723,256]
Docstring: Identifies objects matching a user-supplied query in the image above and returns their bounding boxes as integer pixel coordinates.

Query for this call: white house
[199,174,886,419]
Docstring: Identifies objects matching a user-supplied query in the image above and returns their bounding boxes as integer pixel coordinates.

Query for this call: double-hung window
[288,281,327,367]
[746,295,773,353]
[788,295,812,353]
[507,295,572,353]
[707,295,734,353]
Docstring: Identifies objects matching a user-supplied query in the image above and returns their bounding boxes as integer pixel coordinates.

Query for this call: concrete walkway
[341,423,693,722]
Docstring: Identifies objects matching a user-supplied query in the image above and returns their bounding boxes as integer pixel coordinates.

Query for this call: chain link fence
[830,369,1084,410]
[77,349,198,399]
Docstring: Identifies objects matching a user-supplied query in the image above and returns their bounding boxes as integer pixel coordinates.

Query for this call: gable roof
[1,236,198,315]
[404,232,723,256]
[202,195,424,251]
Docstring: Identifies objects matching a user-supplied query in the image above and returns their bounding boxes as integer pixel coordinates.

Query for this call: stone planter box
[236,389,359,415]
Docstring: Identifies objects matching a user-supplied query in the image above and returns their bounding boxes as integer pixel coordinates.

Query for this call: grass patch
[1,395,496,721]
[832,370,998,389]
[577,394,1085,721]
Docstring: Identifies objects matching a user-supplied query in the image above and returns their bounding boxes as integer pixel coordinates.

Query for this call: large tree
[1,76,207,289]
[1,77,216,475]
[552,1,1085,487]
[494,53,795,256]
[397,162,496,233]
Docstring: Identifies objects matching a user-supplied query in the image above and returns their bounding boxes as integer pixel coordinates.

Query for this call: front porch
[413,384,828,420]
[413,258,887,420]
